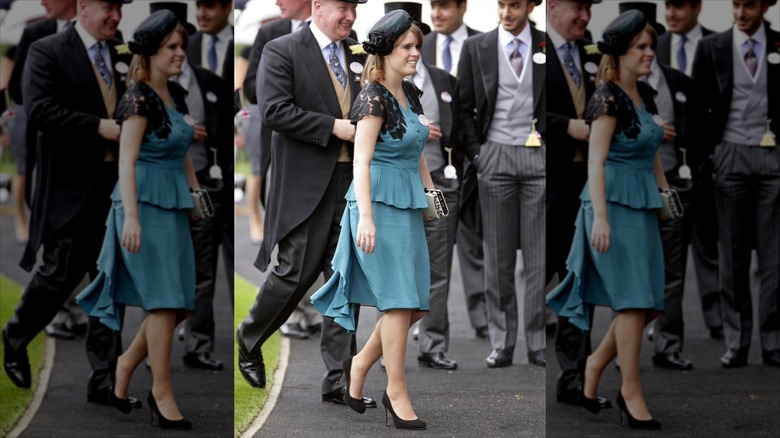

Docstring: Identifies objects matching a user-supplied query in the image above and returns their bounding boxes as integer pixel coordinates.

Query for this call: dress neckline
[376,82,410,112]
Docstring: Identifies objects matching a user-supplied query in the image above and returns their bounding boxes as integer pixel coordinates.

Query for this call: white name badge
[675,92,687,103]
[653,115,665,126]
[440,91,452,103]
[350,62,364,74]
[768,52,780,65]
[532,52,546,65]
[584,62,598,74]
[418,114,430,127]
[114,62,129,74]
[206,92,218,103]
[183,115,196,126]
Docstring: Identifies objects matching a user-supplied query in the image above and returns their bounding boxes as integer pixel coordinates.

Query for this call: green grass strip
[0,274,46,437]
[234,274,280,438]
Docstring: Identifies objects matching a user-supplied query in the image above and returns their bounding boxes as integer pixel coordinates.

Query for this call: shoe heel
[385,407,390,427]
[619,406,624,427]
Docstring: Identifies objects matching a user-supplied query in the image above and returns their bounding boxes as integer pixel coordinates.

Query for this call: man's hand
[98,119,121,141]
[662,123,677,142]
[567,119,590,142]
[427,123,443,143]
[332,119,356,142]
[193,123,208,142]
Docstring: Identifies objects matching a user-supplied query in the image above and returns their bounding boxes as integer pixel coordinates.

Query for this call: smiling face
[499,0,534,36]
[619,28,656,79]
[196,0,232,35]
[384,28,422,79]
[313,0,357,42]
[665,1,701,35]
[548,0,592,42]
[732,0,768,36]
[79,0,122,41]
[150,28,187,79]
[430,0,467,35]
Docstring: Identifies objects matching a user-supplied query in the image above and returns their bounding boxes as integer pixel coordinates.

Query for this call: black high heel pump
[109,362,131,414]
[147,392,192,430]
[381,391,426,430]
[616,391,661,430]
[339,356,366,414]
[577,357,601,414]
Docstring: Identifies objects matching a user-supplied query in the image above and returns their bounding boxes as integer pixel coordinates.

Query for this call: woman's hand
[356,216,376,254]
[590,216,610,254]
[122,216,142,254]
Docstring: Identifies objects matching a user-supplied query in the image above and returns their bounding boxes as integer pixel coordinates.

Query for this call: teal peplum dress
[77,82,196,331]
[311,81,431,333]
[546,82,665,331]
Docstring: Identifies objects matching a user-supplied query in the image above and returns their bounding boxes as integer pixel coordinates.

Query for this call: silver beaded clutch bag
[424,188,449,219]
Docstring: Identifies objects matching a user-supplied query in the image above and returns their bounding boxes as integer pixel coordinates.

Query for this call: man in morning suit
[692,0,780,368]
[423,0,488,340]
[8,0,90,342]
[242,0,334,341]
[546,0,611,405]
[2,0,142,408]
[409,26,465,371]
[655,0,724,344]
[458,0,546,368]
[645,57,702,371]
[235,0,377,407]
[181,0,236,370]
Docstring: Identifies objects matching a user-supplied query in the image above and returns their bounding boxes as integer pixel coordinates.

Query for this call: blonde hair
[127,24,189,85]
[361,23,424,84]
[595,23,657,84]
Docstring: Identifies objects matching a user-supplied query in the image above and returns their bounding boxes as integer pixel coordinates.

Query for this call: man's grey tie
[92,42,112,89]
[327,42,347,88]
[510,38,523,78]
[745,38,758,78]
[563,42,581,88]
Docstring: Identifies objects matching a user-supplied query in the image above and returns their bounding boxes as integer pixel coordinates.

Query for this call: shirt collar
[291,16,311,33]
[647,60,661,89]
[207,25,233,43]
[178,61,192,88]
[309,21,339,51]
[546,25,569,52]
[412,61,428,88]
[671,24,703,45]
[733,21,766,51]
[438,23,468,45]
[75,20,101,50]
[498,22,531,56]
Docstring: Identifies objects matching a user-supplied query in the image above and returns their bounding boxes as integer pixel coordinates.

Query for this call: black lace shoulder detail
[116,81,189,141]
[350,82,387,125]
[351,81,417,143]
[585,81,651,141]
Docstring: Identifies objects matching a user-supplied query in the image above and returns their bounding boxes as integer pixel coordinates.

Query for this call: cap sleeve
[350,82,387,125]
[116,83,150,124]
[584,82,618,125]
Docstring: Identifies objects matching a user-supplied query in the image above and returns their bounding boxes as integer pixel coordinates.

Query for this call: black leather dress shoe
[237,330,265,388]
[307,323,322,335]
[556,389,611,409]
[652,352,693,371]
[3,329,31,388]
[279,323,309,340]
[87,388,142,408]
[527,350,546,367]
[721,348,748,368]
[45,323,75,340]
[183,352,224,370]
[762,349,780,367]
[486,349,512,368]
[475,326,489,339]
[418,352,457,370]
[321,387,377,408]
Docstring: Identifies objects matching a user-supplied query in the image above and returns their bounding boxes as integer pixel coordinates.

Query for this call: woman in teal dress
[311,11,432,430]
[77,11,196,430]
[546,11,669,430]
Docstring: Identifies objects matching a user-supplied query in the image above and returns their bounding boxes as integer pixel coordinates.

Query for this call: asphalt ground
[234,210,544,437]
[545,251,780,437]
[0,210,234,437]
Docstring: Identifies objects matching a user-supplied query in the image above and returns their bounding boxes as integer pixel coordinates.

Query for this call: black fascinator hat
[363,10,413,57]
[128,10,180,56]
[597,10,649,57]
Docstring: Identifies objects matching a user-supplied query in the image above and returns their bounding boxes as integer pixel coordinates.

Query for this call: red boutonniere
[538,41,547,54]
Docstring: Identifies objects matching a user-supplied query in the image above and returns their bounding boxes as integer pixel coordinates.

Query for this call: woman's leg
[615,309,653,420]
[146,309,185,420]
[582,317,618,399]
[381,309,420,420]
[114,317,150,400]
[350,310,426,400]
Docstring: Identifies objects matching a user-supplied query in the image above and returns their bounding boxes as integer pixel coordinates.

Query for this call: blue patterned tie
[442,35,453,73]
[563,42,581,88]
[208,35,219,72]
[327,42,347,88]
[676,35,688,73]
[92,42,112,89]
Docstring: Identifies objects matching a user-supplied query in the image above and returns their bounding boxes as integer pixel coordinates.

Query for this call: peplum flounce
[76,207,124,331]
[580,163,662,210]
[110,163,192,209]
[311,210,361,333]
[345,163,428,209]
